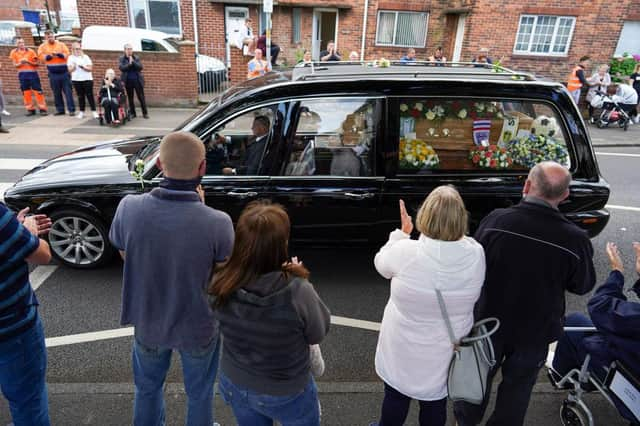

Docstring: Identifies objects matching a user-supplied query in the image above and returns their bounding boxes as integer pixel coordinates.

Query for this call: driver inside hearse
[205,115,271,175]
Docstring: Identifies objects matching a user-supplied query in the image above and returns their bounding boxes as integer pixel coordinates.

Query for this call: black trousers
[72,80,96,112]
[100,98,119,124]
[378,382,447,426]
[125,80,147,116]
[453,336,548,426]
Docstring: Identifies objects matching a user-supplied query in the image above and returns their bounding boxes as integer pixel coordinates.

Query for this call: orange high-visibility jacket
[37,41,69,74]
[9,48,39,72]
[567,66,583,92]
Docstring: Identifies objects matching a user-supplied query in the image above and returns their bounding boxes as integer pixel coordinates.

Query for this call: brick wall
[0,38,198,107]
[462,0,637,82]
[77,0,129,30]
[0,0,48,20]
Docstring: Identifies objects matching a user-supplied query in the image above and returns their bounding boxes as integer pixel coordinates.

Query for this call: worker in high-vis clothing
[567,55,593,106]
[9,37,48,116]
[37,30,75,116]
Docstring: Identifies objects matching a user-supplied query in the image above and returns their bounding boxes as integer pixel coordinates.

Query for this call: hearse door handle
[226,191,258,199]
[344,192,375,200]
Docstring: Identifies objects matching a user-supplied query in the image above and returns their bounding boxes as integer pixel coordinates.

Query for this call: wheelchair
[546,327,640,426]
[96,81,129,127]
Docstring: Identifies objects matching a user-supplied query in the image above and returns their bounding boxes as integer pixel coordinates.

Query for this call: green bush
[609,53,639,83]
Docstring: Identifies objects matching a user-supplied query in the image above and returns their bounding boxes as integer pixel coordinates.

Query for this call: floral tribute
[399,138,440,170]
[400,100,504,122]
[506,135,569,168]
[130,159,146,190]
[469,144,513,169]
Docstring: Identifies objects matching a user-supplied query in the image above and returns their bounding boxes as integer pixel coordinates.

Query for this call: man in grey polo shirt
[109,131,234,425]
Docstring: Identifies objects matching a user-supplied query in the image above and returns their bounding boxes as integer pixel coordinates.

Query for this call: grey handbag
[435,289,500,405]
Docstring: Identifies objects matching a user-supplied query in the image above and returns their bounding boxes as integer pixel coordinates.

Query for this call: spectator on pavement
[428,46,447,66]
[454,161,596,426]
[67,42,98,120]
[99,69,123,125]
[551,242,640,424]
[0,203,52,425]
[371,187,485,426]
[0,63,9,116]
[256,30,280,66]
[586,64,611,123]
[247,48,271,79]
[607,83,639,123]
[209,200,330,426]
[109,131,234,425]
[9,37,47,116]
[236,18,256,56]
[37,30,74,116]
[630,63,640,123]
[567,55,593,106]
[299,49,312,64]
[119,43,148,119]
[320,41,341,62]
[400,48,416,64]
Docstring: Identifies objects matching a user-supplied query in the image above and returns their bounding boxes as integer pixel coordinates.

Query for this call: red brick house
[74,0,640,85]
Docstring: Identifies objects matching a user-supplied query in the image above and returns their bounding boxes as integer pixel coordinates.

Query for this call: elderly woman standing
[586,64,611,124]
[67,42,97,119]
[371,186,485,426]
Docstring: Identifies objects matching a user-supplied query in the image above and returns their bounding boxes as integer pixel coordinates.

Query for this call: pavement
[0,105,638,425]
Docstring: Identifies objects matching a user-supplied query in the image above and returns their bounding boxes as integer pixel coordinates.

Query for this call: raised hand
[606,242,624,273]
[633,242,640,276]
[399,199,413,235]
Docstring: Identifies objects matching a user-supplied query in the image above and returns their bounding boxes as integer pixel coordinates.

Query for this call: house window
[514,15,575,55]
[614,21,640,57]
[375,11,428,47]
[292,8,302,44]
[130,0,181,35]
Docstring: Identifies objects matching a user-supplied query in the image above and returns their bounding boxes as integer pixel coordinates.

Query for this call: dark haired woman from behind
[209,201,330,426]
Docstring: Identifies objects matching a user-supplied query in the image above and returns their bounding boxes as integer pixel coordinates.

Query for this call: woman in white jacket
[371,186,485,426]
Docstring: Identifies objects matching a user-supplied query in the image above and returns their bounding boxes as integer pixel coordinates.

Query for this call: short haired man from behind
[109,131,234,425]
[0,204,52,425]
[454,161,596,426]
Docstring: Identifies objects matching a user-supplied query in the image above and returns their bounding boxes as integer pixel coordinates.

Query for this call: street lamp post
[264,0,273,65]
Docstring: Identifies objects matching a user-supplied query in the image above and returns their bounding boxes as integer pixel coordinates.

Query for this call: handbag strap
[435,288,458,346]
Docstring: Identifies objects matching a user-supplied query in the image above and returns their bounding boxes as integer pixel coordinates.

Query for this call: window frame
[513,14,576,56]
[129,0,182,36]
[292,8,302,44]
[614,20,640,57]
[375,10,428,48]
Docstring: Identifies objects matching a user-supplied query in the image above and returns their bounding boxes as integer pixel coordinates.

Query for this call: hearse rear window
[397,99,571,173]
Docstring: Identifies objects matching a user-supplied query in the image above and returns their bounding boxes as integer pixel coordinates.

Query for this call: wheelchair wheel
[560,400,588,426]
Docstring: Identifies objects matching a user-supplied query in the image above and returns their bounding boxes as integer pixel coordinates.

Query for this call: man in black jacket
[119,44,148,119]
[454,161,596,426]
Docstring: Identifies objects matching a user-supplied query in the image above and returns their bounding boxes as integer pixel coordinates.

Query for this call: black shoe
[26,110,36,116]
[39,110,48,116]
[143,114,149,119]
[0,126,9,134]
[54,111,65,116]
[68,111,76,116]
[129,111,136,118]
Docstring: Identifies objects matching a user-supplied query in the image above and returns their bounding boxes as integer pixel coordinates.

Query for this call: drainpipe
[192,0,199,56]
[360,0,369,60]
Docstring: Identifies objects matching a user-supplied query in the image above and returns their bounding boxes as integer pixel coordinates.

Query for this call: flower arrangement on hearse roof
[399,138,440,170]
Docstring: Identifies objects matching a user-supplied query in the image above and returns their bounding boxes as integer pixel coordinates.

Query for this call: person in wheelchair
[551,241,640,424]
[99,69,123,124]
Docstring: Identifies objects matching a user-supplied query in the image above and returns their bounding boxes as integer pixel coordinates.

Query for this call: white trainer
[634,115,640,124]
[92,111,99,119]
[1,109,10,116]
[77,111,84,119]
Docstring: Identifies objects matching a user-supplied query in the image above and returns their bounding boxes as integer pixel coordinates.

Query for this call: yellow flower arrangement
[399,138,439,170]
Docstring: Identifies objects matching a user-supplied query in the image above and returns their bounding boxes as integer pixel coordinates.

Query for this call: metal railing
[196,44,229,103]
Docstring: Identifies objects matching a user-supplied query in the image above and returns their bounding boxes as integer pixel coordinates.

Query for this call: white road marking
[596,151,640,158]
[30,265,58,291]
[44,315,383,348]
[606,204,640,212]
[0,158,46,170]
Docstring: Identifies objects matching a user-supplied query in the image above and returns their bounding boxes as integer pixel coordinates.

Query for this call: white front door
[312,9,338,60]
[452,14,466,62]
[225,6,250,63]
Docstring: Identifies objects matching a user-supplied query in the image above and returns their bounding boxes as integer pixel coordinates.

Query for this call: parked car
[81,25,227,91]
[4,62,610,268]
[0,21,38,45]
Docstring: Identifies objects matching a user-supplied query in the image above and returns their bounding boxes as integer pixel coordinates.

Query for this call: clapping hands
[605,241,640,276]
[17,207,52,236]
[56,53,65,59]
[399,199,413,235]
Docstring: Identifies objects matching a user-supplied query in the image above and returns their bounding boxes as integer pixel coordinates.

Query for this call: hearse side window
[203,107,275,175]
[283,98,377,177]
[396,99,571,173]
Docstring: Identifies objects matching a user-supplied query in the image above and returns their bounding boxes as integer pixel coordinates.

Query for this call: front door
[312,9,338,60]
[225,7,250,64]
[269,97,384,243]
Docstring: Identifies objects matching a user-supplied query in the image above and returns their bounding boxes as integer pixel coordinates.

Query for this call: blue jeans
[218,371,320,426]
[0,317,50,426]
[132,334,220,426]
